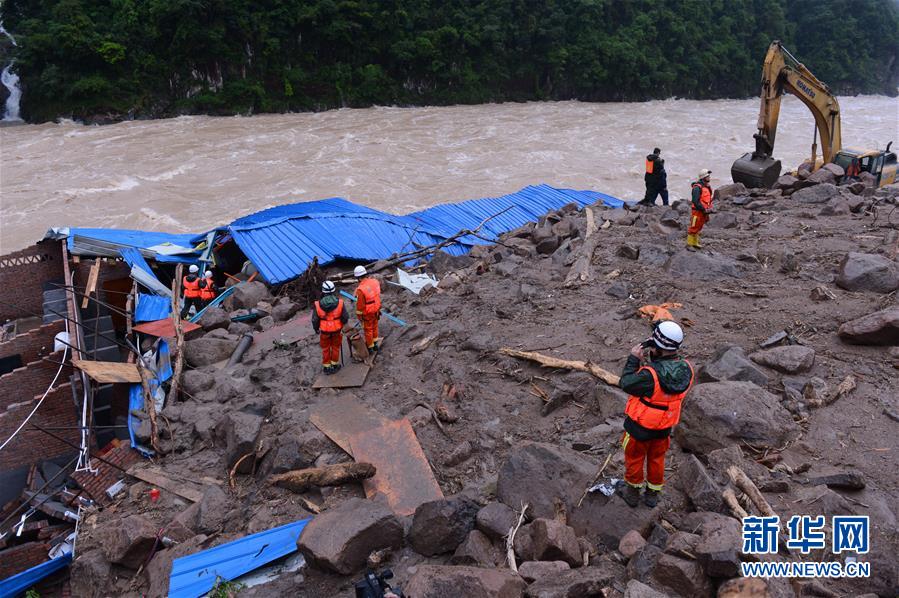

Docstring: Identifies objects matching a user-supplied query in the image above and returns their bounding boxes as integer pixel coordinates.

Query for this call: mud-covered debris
[450,529,500,566]
[698,345,769,388]
[409,495,480,556]
[524,561,625,598]
[405,565,527,598]
[838,306,899,345]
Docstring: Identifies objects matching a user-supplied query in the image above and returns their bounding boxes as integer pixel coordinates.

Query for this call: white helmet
[188,264,199,274]
[698,169,712,181]
[354,266,367,278]
[205,270,213,278]
[321,280,336,294]
[652,320,684,350]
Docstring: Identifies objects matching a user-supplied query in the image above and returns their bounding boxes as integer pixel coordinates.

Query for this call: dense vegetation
[1,0,897,122]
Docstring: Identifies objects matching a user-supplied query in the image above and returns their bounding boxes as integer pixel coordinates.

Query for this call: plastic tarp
[119,248,172,297]
[134,294,171,322]
[45,227,202,264]
[169,518,312,598]
[393,268,438,294]
[128,340,172,457]
[0,553,72,597]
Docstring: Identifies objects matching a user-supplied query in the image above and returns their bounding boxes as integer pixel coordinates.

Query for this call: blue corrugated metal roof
[0,554,72,597]
[169,519,311,598]
[61,228,202,264]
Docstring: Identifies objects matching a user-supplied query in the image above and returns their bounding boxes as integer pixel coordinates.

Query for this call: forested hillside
[1,0,897,122]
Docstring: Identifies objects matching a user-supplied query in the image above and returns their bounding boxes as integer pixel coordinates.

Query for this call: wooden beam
[498,348,620,387]
[81,260,101,309]
[127,466,204,502]
[72,359,142,383]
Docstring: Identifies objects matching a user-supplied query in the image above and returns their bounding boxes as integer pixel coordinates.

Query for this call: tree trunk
[499,347,620,386]
[270,462,376,492]
[563,207,602,287]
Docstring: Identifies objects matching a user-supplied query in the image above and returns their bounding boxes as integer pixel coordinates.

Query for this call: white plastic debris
[588,478,621,496]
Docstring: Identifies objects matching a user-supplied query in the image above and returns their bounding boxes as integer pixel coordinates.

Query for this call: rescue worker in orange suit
[617,321,694,508]
[312,281,349,374]
[640,147,669,207]
[353,266,382,351]
[199,270,217,308]
[687,169,713,249]
[180,264,203,319]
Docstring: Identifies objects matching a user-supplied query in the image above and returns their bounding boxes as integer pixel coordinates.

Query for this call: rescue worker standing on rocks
[180,264,203,319]
[353,266,382,352]
[640,147,668,207]
[687,169,713,249]
[199,270,217,308]
[312,281,349,374]
[617,321,694,508]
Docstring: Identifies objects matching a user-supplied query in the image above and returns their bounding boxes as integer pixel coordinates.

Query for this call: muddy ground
[71,174,899,597]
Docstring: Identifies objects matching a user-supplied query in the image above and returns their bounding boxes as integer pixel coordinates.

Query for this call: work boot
[323,365,334,375]
[694,234,703,249]
[644,489,661,508]
[617,483,641,508]
[332,362,342,373]
[371,341,379,352]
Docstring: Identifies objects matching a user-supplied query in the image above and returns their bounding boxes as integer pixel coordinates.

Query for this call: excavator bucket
[731,152,781,189]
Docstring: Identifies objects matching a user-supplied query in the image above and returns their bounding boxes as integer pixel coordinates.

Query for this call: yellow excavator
[732,41,897,189]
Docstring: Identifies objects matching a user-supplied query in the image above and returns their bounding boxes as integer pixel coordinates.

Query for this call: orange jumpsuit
[688,182,713,235]
[355,277,382,349]
[314,298,345,367]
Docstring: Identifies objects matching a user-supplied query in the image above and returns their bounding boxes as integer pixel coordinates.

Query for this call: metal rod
[28,424,130,474]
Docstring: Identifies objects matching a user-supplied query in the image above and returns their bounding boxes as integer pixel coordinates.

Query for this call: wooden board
[312,362,371,389]
[127,465,204,503]
[72,359,142,383]
[350,419,444,516]
[133,317,202,339]
[81,260,101,309]
[308,395,390,456]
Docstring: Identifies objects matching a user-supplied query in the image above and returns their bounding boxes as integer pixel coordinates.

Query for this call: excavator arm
[732,41,842,188]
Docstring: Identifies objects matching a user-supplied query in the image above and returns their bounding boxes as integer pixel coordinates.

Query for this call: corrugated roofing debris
[134,294,171,322]
[0,553,72,597]
[45,227,202,264]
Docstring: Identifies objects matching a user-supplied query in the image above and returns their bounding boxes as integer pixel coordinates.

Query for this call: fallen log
[499,348,620,387]
[726,465,775,518]
[563,207,602,287]
[270,462,376,492]
[166,264,186,405]
[722,487,749,519]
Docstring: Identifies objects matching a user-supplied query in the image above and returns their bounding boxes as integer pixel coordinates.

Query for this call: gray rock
[429,250,475,275]
[819,197,850,216]
[616,243,640,260]
[552,217,577,239]
[529,518,582,566]
[807,167,837,185]
[707,212,738,229]
[665,251,740,280]
[664,531,701,559]
[792,183,840,204]
[808,470,866,490]
[774,174,800,192]
[496,442,596,520]
[257,315,276,331]
[750,345,816,374]
[197,307,230,331]
[637,244,670,267]
[627,544,662,583]
[835,252,899,293]
[410,496,480,556]
[444,440,474,467]
[297,497,403,574]
[569,491,650,549]
[698,345,769,387]
[517,560,570,583]
[271,301,300,322]
[218,411,264,471]
[532,226,561,255]
[694,516,742,577]
[715,183,748,201]
[838,306,899,345]
[258,437,313,477]
[524,562,625,598]
[606,208,637,226]
[225,281,273,310]
[476,502,518,541]
[676,454,722,512]
[659,209,682,228]
[96,514,157,569]
[144,535,208,598]
[605,281,630,299]
[450,529,499,566]
[618,530,647,559]
[405,565,527,598]
[69,549,112,598]
[653,553,714,598]
[675,382,800,453]
[196,485,229,533]
[821,162,845,177]
[624,580,669,598]
[183,335,240,367]
[182,369,215,396]
[228,321,254,336]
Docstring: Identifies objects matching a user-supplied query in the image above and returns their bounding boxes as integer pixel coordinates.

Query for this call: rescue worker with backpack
[199,270,217,308]
[353,266,382,352]
[616,321,694,508]
[687,169,714,249]
[312,281,349,374]
[180,264,204,319]
[640,147,669,207]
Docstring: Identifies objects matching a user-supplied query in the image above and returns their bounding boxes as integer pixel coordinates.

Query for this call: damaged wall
[0,319,66,369]
[0,241,64,323]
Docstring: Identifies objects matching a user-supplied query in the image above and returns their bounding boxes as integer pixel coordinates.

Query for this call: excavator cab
[834,143,897,187]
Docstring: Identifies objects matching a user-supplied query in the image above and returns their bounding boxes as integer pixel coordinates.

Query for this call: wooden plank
[309,395,390,456]
[72,359,142,383]
[127,466,204,503]
[312,362,371,389]
[81,260,101,309]
[133,317,201,339]
[350,419,444,516]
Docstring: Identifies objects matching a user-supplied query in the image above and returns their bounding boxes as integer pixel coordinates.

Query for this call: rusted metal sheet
[311,362,370,389]
[133,317,201,338]
[72,359,142,383]
[244,313,312,360]
[350,419,443,516]
[308,395,389,456]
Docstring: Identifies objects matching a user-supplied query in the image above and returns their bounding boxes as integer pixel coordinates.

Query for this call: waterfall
[0,20,23,122]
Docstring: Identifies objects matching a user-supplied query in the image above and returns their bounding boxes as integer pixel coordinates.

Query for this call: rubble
[835,252,899,293]
[409,496,480,556]
[523,561,625,598]
[404,565,527,598]
[838,306,899,345]
[750,345,816,374]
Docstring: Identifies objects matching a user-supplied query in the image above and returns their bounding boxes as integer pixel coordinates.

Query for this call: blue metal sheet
[0,553,72,597]
[169,519,311,598]
[67,228,201,264]
[134,294,171,322]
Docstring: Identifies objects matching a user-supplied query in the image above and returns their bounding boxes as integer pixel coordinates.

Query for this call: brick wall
[0,350,69,411]
[71,441,140,504]
[0,241,64,323]
[0,320,66,368]
[0,381,79,472]
[0,541,51,579]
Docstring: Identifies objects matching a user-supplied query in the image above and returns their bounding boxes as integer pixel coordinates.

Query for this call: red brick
[0,382,80,471]
[0,320,66,371]
[0,541,51,579]
[0,241,64,324]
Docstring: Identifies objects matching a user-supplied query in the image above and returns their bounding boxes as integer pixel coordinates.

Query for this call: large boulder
[821,162,845,178]
[698,345,769,387]
[183,335,240,367]
[676,454,723,512]
[806,167,836,185]
[838,307,899,345]
[297,497,403,574]
[714,183,747,202]
[404,565,526,598]
[451,530,500,566]
[774,174,800,192]
[271,301,300,322]
[217,411,264,471]
[69,550,112,598]
[749,345,816,374]
[197,306,230,331]
[835,252,899,293]
[182,369,215,395]
[496,443,596,520]
[476,502,518,541]
[517,561,570,583]
[694,516,742,577]
[675,382,800,453]
[665,251,740,280]
[225,281,273,310]
[196,485,230,533]
[524,562,625,598]
[653,554,714,598]
[637,245,670,267]
[529,518,583,566]
[791,183,840,204]
[409,496,480,556]
[96,514,158,569]
[707,212,738,229]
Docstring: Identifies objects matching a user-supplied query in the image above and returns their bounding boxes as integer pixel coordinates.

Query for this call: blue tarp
[49,227,203,264]
[134,294,171,322]
[128,340,171,458]
[0,553,72,597]
[169,519,311,598]
[118,247,156,274]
